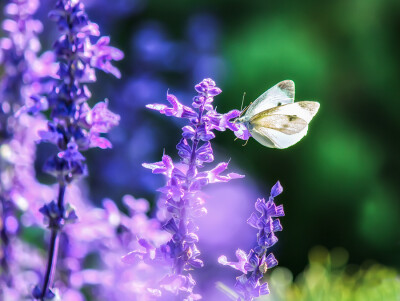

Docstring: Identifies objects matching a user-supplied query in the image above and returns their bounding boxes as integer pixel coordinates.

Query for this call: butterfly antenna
[240,92,246,111]
[240,102,252,117]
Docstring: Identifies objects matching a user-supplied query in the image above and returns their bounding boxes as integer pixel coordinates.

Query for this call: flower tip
[114,70,122,79]
[121,252,137,264]
[271,181,283,197]
[32,285,42,299]
[218,255,228,265]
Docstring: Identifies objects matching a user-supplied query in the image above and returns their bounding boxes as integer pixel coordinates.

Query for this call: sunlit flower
[219,181,284,301]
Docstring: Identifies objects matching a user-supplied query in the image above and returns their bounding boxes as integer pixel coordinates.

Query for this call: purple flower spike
[30,0,123,299]
[125,79,244,299]
[219,181,285,300]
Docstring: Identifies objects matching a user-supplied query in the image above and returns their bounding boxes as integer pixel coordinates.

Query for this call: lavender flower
[218,181,285,301]
[65,195,170,301]
[122,78,244,299]
[31,0,123,299]
[0,0,55,294]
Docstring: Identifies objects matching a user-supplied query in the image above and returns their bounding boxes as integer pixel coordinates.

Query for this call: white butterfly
[235,80,320,149]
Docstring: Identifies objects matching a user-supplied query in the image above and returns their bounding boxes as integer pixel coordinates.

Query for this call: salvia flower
[122,78,244,300]
[0,0,55,294]
[30,0,123,299]
[218,181,285,301]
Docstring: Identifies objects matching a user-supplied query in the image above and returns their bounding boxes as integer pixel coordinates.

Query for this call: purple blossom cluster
[122,79,246,299]
[25,0,123,299]
[57,193,168,300]
[219,181,285,300]
[0,0,56,294]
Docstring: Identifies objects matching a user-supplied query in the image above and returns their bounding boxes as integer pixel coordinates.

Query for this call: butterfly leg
[242,139,249,147]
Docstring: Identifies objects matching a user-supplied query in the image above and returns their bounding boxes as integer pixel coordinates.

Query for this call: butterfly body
[235,80,320,149]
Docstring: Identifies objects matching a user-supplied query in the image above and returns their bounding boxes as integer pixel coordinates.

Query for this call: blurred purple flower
[85,0,147,19]
[0,0,56,294]
[219,181,285,301]
[63,193,169,301]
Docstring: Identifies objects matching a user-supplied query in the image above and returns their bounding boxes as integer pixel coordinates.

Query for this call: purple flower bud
[86,100,120,133]
[208,87,222,96]
[196,123,215,141]
[58,142,85,162]
[195,141,214,164]
[265,253,278,269]
[271,181,283,198]
[182,125,196,139]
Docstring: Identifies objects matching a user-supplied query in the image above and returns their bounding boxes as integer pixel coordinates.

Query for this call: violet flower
[0,0,55,293]
[122,78,245,300]
[31,0,123,299]
[63,194,170,300]
[218,181,285,301]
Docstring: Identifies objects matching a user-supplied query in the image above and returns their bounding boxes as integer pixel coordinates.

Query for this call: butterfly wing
[250,127,278,148]
[252,123,309,149]
[249,101,320,149]
[245,80,295,118]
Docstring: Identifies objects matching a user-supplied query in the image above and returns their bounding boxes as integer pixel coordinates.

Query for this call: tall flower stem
[0,196,11,284]
[40,184,65,300]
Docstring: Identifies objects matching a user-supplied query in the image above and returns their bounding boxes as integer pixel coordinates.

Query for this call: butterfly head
[233,115,245,124]
[233,115,252,130]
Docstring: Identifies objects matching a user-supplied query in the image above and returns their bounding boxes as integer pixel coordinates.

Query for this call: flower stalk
[31,0,123,299]
[122,78,247,299]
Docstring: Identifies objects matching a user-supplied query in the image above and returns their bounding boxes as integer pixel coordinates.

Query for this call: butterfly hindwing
[252,125,309,149]
[249,127,277,148]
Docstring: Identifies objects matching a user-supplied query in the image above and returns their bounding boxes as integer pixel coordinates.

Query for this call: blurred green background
[132,0,400,275]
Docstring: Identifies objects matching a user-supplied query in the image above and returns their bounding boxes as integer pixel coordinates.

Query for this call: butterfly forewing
[245,80,295,118]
